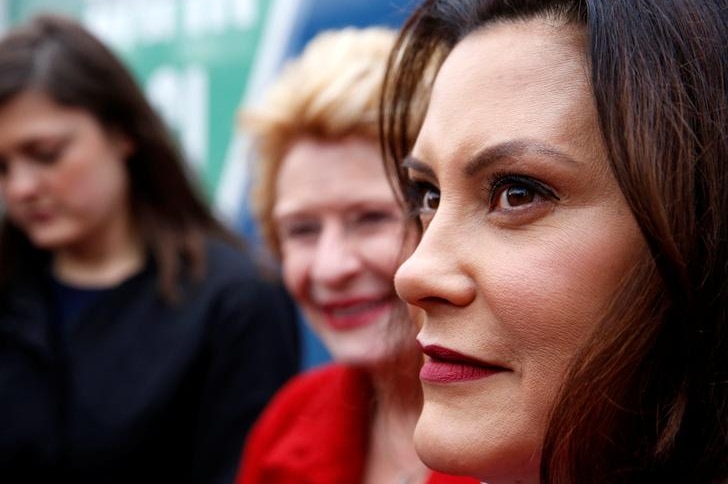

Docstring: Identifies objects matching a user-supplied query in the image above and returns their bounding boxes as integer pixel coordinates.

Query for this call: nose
[1,162,41,202]
[310,222,363,287]
[394,212,476,309]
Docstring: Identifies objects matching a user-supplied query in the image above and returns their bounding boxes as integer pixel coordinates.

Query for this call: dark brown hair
[381,0,728,481]
[0,14,241,300]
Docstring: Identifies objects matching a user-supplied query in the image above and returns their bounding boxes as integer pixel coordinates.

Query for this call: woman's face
[0,90,132,254]
[274,136,405,366]
[395,19,645,483]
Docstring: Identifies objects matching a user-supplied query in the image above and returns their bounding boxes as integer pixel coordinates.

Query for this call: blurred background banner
[1,0,409,368]
[6,0,277,204]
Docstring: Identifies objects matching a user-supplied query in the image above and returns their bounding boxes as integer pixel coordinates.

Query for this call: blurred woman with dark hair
[0,14,299,483]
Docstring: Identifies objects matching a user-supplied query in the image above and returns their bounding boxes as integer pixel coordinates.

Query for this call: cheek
[484,212,643,359]
[53,161,117,209]
[407,305,426,330]
[280,247,311,304]
[360,229,405,280]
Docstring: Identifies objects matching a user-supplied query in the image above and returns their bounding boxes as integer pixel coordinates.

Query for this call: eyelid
[277,217,321,239]
[402,155,436,181]
[352,208,398,223]
[409,178,439,196]
[25,137,71,163]
[405,168,438,192]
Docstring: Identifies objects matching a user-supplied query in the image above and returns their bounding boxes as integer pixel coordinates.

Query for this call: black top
[0,238,300,484]
[50,277,113,329]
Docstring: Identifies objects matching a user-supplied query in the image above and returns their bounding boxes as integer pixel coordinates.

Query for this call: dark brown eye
[489,174,558,211]
[500,185,535,208]
[407,180,440,215]
[423,189,440,210]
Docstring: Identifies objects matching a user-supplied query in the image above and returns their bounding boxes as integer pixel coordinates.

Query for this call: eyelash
[30,138,71,165]
[486,171,560,209]
[405,171,559,217]
[279,209,400,242]
[31,149,62,164]
[283,222,320,239]
[405,179,438,218]
[0,139,69,176]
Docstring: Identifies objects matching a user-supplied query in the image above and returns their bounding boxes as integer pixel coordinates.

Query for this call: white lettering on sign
[146,64,209,172]
[83,0,259,48]
[183,0,259,36]
[83,0,176,47]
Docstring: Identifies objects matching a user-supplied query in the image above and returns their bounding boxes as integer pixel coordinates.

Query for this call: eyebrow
[403,138,580,177]
[401,155,435,178]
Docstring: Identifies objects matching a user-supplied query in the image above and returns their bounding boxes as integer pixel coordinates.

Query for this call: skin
[0,90,140,286]
[395,19,645,483]
[273,135,405,366]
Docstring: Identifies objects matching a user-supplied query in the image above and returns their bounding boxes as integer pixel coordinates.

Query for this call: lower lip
[324,300,392,330]
[27,212,54,223]
[420,360,502,383]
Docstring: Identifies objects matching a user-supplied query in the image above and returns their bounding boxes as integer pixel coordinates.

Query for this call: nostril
[403,295,456,310]
[420,295,452,305]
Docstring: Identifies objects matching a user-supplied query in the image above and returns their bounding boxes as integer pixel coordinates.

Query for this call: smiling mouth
[419,344,507,383]
[27,212,53,223]
[321,297,394,330]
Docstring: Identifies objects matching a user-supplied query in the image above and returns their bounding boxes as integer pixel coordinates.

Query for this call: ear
[118,135,135,159]
[109,129,136,160]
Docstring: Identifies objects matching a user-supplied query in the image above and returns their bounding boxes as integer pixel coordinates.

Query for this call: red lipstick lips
[419,344,505,383]
[321,297,393,330]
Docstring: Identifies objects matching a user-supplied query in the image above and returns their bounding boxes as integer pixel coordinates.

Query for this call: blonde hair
[242,27,396,257]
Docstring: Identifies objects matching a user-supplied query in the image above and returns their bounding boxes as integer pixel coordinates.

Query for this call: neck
[53,212,144,288]
[363,349,429,484]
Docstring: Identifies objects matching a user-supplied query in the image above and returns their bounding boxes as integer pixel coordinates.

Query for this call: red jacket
[236,364,478,484]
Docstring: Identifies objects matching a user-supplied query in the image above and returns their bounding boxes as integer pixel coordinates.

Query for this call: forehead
[414,18,592,161]
[1,90,67,117]
[0,90,89,138]
[273,136,395,218]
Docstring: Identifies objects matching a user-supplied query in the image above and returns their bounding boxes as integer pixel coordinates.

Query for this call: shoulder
[263,364,365,412]
[427,472,481,484]
[198,236,285,302]
[159,236,296,343]
[238,364,371,480]
[203,236,258,280]
[193,238,297,343]
[245,364,369,440]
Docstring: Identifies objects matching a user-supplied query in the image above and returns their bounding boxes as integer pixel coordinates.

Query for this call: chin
[24,227,76,251]
[327,342,390,367]
[27,235,69,251]
[414,405,483,477]
[414,399,542,484]
[316,317,393,367]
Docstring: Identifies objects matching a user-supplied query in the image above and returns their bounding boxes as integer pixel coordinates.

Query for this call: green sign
[7,0,270,199]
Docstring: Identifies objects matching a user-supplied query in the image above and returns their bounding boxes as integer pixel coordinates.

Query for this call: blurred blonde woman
[235,28,477,484]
